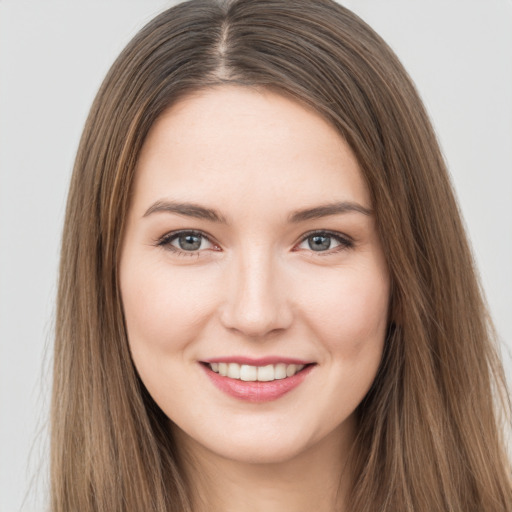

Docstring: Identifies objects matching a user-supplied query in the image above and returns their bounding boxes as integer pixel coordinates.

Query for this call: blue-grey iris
[309,235,331,251]
[179,234,202,251]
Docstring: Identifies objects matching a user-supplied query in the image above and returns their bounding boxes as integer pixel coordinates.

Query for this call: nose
[219,250,293,339]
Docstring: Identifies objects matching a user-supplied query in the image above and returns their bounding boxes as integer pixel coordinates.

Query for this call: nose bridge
[220,245,292,338]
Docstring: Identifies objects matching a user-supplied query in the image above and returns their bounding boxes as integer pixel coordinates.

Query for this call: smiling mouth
[201,362,314,382]
[199,360,316,402]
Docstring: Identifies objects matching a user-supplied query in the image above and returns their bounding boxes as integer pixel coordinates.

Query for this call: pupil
[309,235,331,251]
[179,234,201,251]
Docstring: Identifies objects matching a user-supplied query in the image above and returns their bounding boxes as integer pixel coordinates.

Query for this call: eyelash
[156,230,217,258]
[155,229,354,258]
[297,230,354,255]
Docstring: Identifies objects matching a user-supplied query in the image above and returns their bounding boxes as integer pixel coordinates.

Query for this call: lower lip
[200,363,315,403]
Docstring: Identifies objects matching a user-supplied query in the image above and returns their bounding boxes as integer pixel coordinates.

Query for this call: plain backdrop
[1,1,511,510]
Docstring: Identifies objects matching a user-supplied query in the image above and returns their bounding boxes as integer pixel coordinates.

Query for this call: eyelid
[294,229,354,253]
[155,228,354,257]
[156,229,220,255]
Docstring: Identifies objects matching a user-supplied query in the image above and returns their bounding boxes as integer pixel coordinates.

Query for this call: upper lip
[201,356,315,366]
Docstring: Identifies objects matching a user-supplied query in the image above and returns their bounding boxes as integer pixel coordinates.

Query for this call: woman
[51,0,512,510]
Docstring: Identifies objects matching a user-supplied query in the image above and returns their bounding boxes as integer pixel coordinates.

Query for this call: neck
[173,418,356,512]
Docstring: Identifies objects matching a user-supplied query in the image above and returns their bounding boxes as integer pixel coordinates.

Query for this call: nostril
[219,304,293,339]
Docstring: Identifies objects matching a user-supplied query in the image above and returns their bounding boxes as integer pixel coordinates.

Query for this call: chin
[174,414,343,465]
[208,438,310,466]
[172,420,316,466]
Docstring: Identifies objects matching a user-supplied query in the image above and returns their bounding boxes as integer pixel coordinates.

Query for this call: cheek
[296,267,389,419]
[299,266,390,354]
[120,257,219,356]
[119,257,222,408]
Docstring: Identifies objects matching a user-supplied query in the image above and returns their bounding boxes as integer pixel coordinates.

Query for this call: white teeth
[227,363,240,379]
[257,364,274,382]
[240,364,258,381]
[208,362,307,381]
[218,362,228,376]
[274,363,287,380]
[286,364,296,377]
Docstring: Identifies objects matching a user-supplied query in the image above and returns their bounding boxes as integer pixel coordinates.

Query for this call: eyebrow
[143,200,229,223]
[143,200,372,224]
[288,202,373,222]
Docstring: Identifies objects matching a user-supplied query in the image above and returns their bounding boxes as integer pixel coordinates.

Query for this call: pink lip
[199,362,315,403]
[202,356,313,366]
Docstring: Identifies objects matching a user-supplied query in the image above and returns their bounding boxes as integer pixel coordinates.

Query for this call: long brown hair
[52,1,512,510]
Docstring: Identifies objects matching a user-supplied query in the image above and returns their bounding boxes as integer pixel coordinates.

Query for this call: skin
[119,86,390,512]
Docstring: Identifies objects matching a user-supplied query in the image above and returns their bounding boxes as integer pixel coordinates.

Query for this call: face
[120,86,390,465]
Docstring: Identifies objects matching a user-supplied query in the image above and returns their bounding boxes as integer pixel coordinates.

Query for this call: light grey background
[1,1,511,510]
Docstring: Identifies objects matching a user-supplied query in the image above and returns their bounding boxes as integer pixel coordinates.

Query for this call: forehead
[132,85,370,216]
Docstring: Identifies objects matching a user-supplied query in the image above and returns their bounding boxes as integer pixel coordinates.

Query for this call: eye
[157,230,219,255]
[296,231,353,253]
